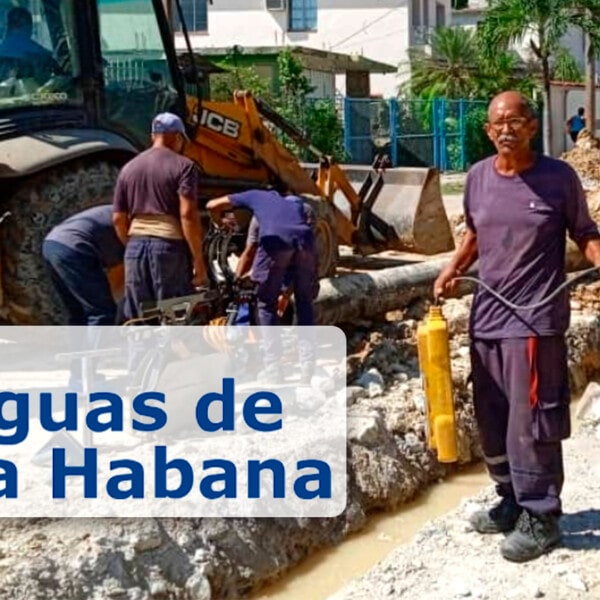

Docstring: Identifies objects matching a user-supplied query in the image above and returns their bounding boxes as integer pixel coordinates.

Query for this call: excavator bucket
[338,166,456,256]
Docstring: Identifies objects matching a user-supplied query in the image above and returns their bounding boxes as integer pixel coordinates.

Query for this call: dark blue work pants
[470,336,570,515]
[253,244,318,364]
[123,236,193,320]
[42,240,117,326]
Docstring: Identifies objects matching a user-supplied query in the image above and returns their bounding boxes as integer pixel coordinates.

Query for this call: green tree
[210,64,272,102]
[478,0,600,154]
[405,27,535,100]
[552,46,584,82]
[275,49,347,159]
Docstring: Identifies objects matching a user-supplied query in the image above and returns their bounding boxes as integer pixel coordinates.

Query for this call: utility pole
[585,18,596,136]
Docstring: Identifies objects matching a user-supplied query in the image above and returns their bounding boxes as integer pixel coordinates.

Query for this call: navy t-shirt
[113,147,198,218]
[465,155,600,338]
[229,190,314,251]
[45,205,124,268]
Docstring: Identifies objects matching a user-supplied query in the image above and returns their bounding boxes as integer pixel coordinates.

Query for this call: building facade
[170,0,452,98]
[452,0,594,77]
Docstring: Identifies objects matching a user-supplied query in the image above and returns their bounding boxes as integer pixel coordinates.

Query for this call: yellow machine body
[417,306,458,463]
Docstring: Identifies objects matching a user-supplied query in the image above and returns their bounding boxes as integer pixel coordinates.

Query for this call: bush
[464,105,495,167]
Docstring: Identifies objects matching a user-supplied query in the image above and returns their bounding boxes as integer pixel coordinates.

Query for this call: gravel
[332,415,600,600]
[0,298,599,599]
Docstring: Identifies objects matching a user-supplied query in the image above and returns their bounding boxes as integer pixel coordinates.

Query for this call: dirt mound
[561,130,600,187]
[585,188,600,222]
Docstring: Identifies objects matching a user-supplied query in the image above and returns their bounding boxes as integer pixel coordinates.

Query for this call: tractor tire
[1,160,121,325]
[300,195,338,278]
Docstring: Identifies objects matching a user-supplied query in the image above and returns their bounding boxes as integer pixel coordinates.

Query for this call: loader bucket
[339,166,455,255]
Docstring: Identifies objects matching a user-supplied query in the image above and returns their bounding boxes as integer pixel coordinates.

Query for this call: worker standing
[434,91,600,563]
[207,189,319,382]
[42,204,124,326]
[565,107,586,144]
[112,112,207,320]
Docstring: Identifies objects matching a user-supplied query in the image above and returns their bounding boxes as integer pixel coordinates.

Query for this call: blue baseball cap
[151,112,189,140]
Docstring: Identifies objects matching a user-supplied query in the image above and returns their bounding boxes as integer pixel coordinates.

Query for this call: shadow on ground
[560,509,600,550]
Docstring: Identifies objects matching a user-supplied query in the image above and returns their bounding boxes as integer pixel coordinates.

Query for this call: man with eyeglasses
[112,112,208,321]
[434,91,600,563]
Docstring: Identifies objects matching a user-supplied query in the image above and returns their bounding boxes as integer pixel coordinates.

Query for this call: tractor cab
[0,0,184,149]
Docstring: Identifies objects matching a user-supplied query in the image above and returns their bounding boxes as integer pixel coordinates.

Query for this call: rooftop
[177,45,397,74]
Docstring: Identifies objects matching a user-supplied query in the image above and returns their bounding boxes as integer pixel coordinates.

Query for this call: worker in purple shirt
[43,205,124,325]
[112,112,207,321]
[434,91,600,563]
[207,189,319,383]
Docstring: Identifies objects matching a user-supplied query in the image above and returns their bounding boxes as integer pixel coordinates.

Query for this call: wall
[551,82,600,157]
[173,0,450,98]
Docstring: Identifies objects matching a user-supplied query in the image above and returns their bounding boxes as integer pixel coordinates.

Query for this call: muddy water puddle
[253,462,489,600]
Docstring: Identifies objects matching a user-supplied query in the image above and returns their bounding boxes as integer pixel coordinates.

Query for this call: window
[0,0,82,109]
[411,0,420,28]
[174,0,207,33]
[97,0,180,146]
[423,0,429,27]
[435,2,445,27]
[289,0,317,32]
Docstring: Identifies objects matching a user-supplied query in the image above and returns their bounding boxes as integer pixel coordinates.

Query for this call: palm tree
[478,0,600,155]
[405,27,534,100]
[407,27,479,99]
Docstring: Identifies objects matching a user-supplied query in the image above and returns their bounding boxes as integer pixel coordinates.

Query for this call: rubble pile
[561,130,600,189]
[449,213,467,247]
[1,300,600,600]
[571,279,600,314]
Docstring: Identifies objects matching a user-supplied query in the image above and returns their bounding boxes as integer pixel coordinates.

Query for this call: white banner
[0,326,347,518]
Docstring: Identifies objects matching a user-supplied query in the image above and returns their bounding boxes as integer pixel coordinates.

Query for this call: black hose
[453,266,600,311]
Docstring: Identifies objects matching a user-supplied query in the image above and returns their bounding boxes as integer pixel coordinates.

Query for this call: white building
[170,0,452,98]
[452,0,592,74]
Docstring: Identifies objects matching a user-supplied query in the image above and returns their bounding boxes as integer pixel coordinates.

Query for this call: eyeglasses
[488,118,531,131]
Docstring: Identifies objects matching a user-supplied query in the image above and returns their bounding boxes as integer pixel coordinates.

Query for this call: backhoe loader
[0,0,454,325]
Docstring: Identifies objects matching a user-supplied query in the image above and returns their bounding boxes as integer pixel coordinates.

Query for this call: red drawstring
[527,337,539,408]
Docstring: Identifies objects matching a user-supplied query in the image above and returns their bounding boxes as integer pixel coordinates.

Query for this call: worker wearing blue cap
[112,112,208,320]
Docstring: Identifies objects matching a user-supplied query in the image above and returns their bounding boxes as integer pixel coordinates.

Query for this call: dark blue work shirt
[229,190,315,251]
[45,205,124,268]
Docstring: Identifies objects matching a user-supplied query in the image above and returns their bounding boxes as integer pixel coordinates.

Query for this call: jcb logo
[199,109,241,139]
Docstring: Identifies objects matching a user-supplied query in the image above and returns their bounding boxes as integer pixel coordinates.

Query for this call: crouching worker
[234,216,294,324]
[207,188,319,383]
[112,112,207,321]
[42,204,124,325]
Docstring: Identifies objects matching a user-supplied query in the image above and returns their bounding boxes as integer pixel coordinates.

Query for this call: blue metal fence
[343,97,492,172]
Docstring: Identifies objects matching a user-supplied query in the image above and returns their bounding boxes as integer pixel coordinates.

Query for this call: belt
[128,214,183,241]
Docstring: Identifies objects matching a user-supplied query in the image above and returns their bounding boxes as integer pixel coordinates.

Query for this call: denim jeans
[42,240,117,326]
[123,236,193,320]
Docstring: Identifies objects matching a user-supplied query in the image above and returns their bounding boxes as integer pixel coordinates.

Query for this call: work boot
[500,509,561,562]
[469,495,522,534]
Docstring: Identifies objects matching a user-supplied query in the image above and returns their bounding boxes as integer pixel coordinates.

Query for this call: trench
[1,277,600,599]
[255,396,588,600]
[253,463,489,600]
[242,307,600,600]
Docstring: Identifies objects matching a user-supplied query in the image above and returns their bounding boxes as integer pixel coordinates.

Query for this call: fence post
[389,98,398,167]
[459,99,466,171]
[432,98,439,169]
[433,98,447,171]
[343,97,352,161]
[441,98,447,171]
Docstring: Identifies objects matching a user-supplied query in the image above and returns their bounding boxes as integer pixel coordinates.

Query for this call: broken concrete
[1,296,600,599]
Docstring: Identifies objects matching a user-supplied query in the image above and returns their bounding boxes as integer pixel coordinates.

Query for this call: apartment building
[170,0,452,98]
